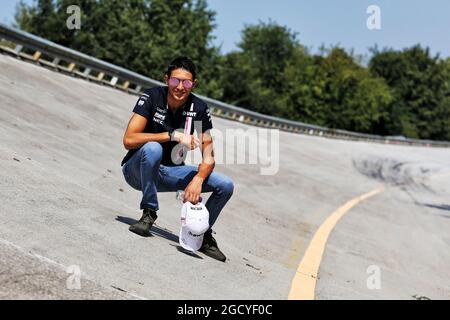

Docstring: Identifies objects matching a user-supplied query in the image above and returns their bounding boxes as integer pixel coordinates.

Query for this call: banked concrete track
[0,53,449,299]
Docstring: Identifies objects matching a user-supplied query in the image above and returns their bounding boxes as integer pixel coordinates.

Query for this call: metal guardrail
[1,23,449,148]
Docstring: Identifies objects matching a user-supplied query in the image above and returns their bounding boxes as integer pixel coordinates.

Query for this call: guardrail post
[97,72,105,81]
[33,51,42,61]
[110,76,118,86]
[52,57,60,67]
[83,68,91,77]
[68,62,76,72]
[14,44,23,54]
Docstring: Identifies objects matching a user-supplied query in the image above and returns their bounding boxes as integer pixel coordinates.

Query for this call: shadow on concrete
[116,216,178,242]
[423,204,450,211]
[423,204,450,219]
[116,216,204,259]
[170,244,203,260]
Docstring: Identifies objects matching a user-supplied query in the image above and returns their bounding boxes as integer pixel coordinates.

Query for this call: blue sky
[1,0,449,58]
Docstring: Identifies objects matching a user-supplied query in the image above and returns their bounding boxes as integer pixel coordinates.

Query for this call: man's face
[165,68,196,104]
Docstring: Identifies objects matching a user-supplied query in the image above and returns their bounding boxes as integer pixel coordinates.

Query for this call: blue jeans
[121,142,234,228]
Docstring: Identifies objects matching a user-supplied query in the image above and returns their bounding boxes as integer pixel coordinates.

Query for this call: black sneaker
[199,230,226,262]
[129,208,157,237]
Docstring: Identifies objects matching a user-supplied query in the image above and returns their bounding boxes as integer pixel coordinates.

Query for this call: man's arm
[123,113,170,150]
[183,131,215,204]
[195,131,215,180]
[123,113,200,150]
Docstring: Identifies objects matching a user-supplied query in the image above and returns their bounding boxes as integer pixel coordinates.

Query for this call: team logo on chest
[183,111,197,117]
[153,106,167,125]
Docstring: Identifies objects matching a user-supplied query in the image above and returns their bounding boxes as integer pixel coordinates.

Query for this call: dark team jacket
[121,86,213,167]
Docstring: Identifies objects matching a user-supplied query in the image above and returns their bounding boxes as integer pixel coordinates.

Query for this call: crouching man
[121,57,233,262]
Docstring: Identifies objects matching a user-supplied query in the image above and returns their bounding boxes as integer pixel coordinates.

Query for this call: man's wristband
[168,128,175,141]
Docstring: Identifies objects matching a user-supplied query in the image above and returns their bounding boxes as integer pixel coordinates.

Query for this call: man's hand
[172,131,200,150]
[183,176,204,204]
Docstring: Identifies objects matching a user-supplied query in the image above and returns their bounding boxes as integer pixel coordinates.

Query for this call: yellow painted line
[288,186,385,300]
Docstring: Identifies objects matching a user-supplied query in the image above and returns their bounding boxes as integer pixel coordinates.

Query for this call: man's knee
[219,175,234,197]
[141,142,163,161]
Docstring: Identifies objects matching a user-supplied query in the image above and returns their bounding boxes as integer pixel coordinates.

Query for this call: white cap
[179,201,210,252]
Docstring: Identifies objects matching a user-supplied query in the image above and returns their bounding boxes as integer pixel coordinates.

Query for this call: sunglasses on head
[168,77,194,89]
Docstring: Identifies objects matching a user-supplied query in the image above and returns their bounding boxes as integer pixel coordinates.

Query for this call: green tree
[282,47,392,133]
[239,20,298,92]
[220,21,300,115]
[370,45,450,140]
[15,0,60,40]
[279,46,320,122]
[15,0,221,97]
[312,48,392,133]
[219,23,393,134]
